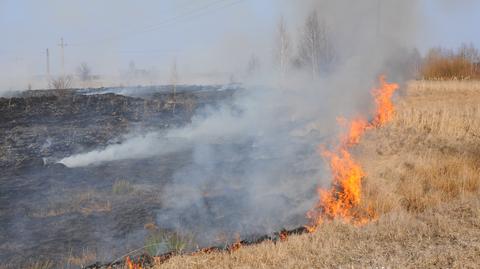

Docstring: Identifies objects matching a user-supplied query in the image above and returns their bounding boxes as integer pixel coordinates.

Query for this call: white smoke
[59,132,190,167]
[59,0,421,244]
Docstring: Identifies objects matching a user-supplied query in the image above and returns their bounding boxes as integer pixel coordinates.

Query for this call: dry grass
[156,80,480,268]
[30,190,112,218]
[112,179,135,195]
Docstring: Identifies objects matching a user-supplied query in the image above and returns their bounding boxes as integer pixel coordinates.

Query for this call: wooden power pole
[46,48,51,80]
[58,37,68,75]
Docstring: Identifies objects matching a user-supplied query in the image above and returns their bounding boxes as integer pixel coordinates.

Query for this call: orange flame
[279,231,288,241]
[125,256,143,269]
[306,76,399,231]
[372,75,399,126]
[227,233,242,253]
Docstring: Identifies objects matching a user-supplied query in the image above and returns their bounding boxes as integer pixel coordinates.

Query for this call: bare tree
[297,10,335,77]
[49,75,72,90]
[228,73,236,84]
[76,62,92,83]
[170,58,179,114]
[246,54,260,78]
[459,43,479,62]
[49,75,73,97]
[274,16,291,77]
[459,43,480,75]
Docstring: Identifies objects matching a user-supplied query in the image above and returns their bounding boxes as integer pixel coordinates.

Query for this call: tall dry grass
[156,80,480,268]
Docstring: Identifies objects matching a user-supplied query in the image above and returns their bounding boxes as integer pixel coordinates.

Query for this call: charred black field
[0,85,260,267]
[0,84,318,268]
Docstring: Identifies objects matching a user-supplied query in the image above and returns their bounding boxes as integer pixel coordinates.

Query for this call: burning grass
[154,80,480,268]
[307,76,399,228]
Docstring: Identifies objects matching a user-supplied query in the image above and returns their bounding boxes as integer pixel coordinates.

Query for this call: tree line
[420,44,480,80]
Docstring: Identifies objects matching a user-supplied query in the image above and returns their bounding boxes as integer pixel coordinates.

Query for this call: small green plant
[145,231,167,256]
[144,230,194,256]
[112,180,134,195]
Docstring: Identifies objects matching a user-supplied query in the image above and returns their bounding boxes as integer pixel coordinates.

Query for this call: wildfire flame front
[307,76,399,231]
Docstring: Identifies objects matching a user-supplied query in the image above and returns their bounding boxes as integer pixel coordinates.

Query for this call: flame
[279,231,288,241]
[125,256,143,269]
[372,75,399,126]
[338,117,369,146]
[307,76,399,231]
[228,237,242,253]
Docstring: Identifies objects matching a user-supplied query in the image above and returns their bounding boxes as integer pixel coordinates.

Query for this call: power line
[126,0,245,37]
[75,0,246,47]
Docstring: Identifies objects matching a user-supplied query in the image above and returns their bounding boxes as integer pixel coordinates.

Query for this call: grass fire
[1,1,480,269]
[307,76,399,229]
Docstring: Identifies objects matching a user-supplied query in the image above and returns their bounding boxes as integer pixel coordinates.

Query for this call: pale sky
[0,0,479,88]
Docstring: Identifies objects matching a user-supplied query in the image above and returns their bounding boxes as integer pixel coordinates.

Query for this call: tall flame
[307,76,399,231]
[372,76,399,127]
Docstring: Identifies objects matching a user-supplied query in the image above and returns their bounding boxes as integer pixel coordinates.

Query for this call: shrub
[144,230,194,256]
[421,44,480,80]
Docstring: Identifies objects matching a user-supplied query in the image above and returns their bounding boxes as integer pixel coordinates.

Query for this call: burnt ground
[0,85,240,268]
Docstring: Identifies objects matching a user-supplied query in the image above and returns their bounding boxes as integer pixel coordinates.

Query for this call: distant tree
[229,73,237,84]
[170,58,179,114]
[129,61,136,73]
[274,16,292,77]
[246,54,260,77]
[49,75,73,97]
[76,62,92,82]
[459,43,479,63]
[408,48,422,79]
[297,10,335,77]
[49,75,72,90]
[421,45,480,80]
[458,43,480,75]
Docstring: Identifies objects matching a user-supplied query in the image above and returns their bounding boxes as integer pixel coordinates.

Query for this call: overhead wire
[75,0,247,48]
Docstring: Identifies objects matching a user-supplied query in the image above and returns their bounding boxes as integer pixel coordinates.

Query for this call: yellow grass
[156,80,480,269]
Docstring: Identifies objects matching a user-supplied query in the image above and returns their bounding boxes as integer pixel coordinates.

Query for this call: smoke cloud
[59,0,420,247]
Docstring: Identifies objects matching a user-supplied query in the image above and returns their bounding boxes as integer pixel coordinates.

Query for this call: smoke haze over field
[54,0,428,244]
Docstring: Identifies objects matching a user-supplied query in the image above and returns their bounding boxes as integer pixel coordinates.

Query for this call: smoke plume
[59,0,420,247]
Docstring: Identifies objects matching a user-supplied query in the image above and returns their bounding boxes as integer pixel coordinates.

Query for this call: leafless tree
[246,54,260,77]
[49,75,72,90]
[76,62,92,82]
[229,73,237,84]
[459,43,479,62]
[297,10,335,77]
[170,58,179,114]
[459,43,480,75]
[274,16,291,77]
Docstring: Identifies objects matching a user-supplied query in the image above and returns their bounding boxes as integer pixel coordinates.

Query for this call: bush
[421,44,480,80]
[49,75,73,90]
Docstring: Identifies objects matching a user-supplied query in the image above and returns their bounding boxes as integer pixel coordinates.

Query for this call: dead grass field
[156,80,480,269]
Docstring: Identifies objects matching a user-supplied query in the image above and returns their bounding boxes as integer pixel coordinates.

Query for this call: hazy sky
[0,0,479,84]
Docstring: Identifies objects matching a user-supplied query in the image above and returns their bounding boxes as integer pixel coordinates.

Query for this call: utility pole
[58,37,68,75]
[376,0,382,37]
[46,48,51,81]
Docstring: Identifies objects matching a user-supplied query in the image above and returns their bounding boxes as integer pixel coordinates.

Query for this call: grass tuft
[112,179,135,195]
